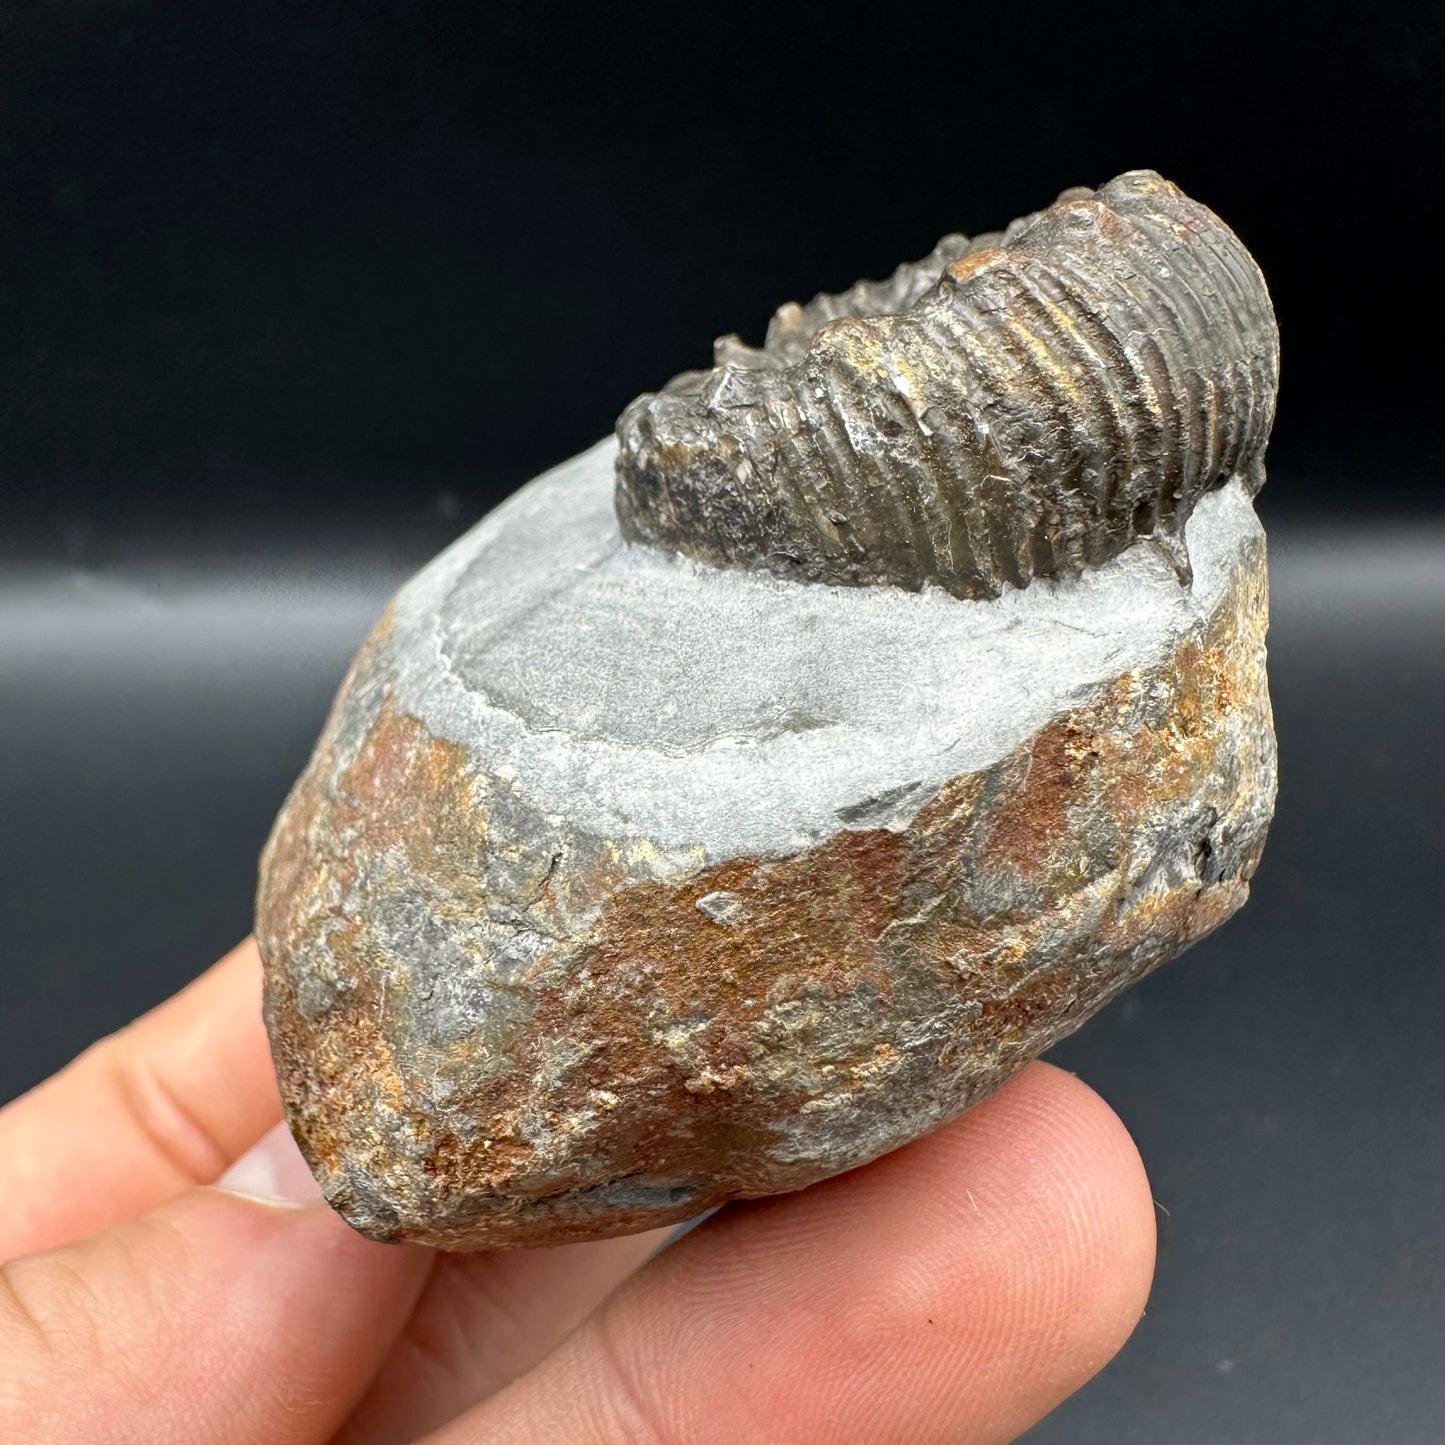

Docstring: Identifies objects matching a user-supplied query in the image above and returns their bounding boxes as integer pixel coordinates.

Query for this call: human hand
[0,939,1155,1444]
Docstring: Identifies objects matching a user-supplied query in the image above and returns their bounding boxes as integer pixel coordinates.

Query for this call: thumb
[0,1124,431,1445]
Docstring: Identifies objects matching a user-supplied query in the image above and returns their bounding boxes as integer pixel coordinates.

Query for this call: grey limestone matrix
[258,170,1280,1248]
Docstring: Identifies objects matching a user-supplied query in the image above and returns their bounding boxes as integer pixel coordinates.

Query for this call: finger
[0,1149,431,1444]
[0,938,282,1258]
[338,1225,673,1445]
[429,1062,1156,1445]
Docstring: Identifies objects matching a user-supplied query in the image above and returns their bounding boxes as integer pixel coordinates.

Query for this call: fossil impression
[617,169,1277,598]
[258,170,1279,1249]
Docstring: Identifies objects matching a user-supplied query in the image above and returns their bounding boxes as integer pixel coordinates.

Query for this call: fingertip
[949,1061,1157,1279]
[466,1061,1157,1445]
[0,937,285,1259]
[752,1060,1158,1441]
[0,1184,430,1444]
[943,1063,1158,1395]
[679,1061,1157,1349]
[215,1119,324,1205]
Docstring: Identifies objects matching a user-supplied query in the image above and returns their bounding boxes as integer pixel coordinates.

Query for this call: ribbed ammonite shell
[615,170,1279,598]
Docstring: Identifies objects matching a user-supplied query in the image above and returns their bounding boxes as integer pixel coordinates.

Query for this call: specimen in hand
[258,171,1279,1248]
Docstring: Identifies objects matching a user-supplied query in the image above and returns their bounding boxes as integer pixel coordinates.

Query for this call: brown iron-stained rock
[259,172,1278,1247]
[258,443,1275,1248]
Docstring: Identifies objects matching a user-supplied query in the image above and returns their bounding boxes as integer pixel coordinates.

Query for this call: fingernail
[652,1207,720,1256]
[216,1121,324,1205]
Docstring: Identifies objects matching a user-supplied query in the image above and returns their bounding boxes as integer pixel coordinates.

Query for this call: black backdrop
[2,3,1442,1442]
[3,0,1440,543]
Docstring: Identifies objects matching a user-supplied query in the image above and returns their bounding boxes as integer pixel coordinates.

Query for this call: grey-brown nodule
[616,170,1278,598]
[257,171,1278,1249]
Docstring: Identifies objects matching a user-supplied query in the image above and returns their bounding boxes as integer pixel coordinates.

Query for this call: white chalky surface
[387,438,1261,862]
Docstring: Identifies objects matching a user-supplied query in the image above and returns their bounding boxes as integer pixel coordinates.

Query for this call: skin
[0,938,1156,1444]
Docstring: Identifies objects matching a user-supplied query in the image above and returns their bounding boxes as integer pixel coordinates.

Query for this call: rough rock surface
[258,440,1275,1248]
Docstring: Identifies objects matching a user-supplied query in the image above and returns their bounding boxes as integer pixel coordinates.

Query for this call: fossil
[616,170,1278,598]
[258,171,1279,1248]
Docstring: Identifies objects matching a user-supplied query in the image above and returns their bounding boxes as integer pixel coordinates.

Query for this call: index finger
[0,937,282,1258]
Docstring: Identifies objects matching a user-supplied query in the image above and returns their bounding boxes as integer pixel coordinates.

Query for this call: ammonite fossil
[257,170,1279,1248]
[616,170,1278,598]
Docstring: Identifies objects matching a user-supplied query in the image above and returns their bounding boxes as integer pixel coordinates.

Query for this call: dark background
[2,2,1441,1441]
